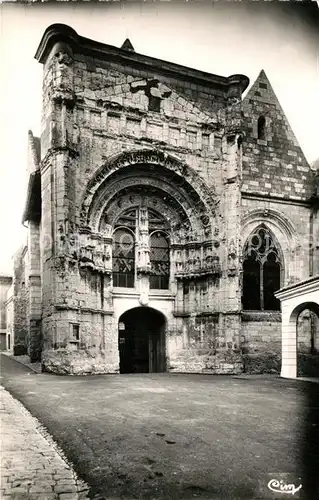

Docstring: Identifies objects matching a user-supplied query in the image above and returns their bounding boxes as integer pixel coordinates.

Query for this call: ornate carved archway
[80,149,217,229]
[77,149,220,282]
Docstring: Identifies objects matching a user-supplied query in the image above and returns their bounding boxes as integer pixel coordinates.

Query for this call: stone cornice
[241,311,282,322]
[35,24,249,95]
[275,275,319,301]
[241,190,312,206]
[55,304,114,315]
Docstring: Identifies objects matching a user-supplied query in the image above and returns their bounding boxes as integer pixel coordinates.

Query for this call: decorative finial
[121,38,135,52]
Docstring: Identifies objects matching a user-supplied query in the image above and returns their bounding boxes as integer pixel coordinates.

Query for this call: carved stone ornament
[138,276,149,306]
[227,238,238,276]
[56,51,73,66]
[78,232,112,275]
[136,208,151,274]
[174,245,222,280]
[139,289,149,306]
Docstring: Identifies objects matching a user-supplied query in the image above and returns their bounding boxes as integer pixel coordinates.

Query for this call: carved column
[136,207,151,306]
[220,109,244,362]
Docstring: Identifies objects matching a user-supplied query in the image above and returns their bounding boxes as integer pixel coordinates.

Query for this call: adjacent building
[0,275,12,350]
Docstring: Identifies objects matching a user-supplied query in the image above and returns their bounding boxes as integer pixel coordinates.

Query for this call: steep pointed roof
[121,38,134,52]
[243,69,301,150]
[242,69,314,200]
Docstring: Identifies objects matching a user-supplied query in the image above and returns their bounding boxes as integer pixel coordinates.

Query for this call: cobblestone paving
[0,387,90,499]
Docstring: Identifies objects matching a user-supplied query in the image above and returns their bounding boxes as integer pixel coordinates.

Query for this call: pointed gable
[243,70,302,149]
[242,70,313,200]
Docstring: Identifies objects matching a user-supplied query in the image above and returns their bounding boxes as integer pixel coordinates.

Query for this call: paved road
[0,386,89,499]
[1,354,318,499]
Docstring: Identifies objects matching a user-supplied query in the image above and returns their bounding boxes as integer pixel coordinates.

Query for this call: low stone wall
[42,348,119,375]
[242,352,281,374]
[168,348,243,374]
[241,312,282,374]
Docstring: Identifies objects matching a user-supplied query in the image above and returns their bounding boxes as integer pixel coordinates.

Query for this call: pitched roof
[243,69,302,151]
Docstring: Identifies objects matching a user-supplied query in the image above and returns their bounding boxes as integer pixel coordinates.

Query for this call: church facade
[16,24,318,375]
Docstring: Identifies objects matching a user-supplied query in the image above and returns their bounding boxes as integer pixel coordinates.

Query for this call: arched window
[242,226,281,311]
[257,115,266,140]
[112,227,135,288]
[111,207,170,289]
[150,231,170,290]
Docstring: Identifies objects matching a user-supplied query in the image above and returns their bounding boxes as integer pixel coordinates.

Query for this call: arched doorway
[274,276,319,378]
[293,303,319,377]
[118,307,166,374]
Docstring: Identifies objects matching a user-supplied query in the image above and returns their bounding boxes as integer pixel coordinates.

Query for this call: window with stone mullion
[112,206,170,289]
[112,208,137,288]
[149,232,170,290]
[242,227,281,311]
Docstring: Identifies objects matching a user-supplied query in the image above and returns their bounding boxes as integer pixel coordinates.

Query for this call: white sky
[0,2,318,274]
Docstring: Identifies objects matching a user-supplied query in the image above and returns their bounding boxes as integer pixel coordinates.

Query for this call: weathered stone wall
[241,312,281,373]
[36,26,247,375]
[239,70,317,375]
[12,248,29,355]
[27,222,42,361]
[242,70,313,200]
[33,25,316,375]
[0,277,12,331]
[5,285,14,351]
[311,204,319,276]
[0,276,12,350]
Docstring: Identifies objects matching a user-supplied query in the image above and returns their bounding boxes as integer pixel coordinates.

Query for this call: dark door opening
[118,307,166,374]
[297,308,319,377]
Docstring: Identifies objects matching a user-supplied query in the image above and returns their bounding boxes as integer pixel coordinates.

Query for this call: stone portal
[118,307,166,374]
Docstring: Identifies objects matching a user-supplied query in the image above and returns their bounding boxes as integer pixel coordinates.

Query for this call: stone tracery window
[150,232,170,290]
[242,226,281,311]
[112,208,136,288]
[112,206,170,289]
[112,227,135,287]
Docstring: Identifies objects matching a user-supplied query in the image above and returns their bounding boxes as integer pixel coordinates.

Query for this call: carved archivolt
[99,189,184,234]
[80,149,217,228]
[242,209,300,251]
[92,176,205,236]
[77,149,220,279]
